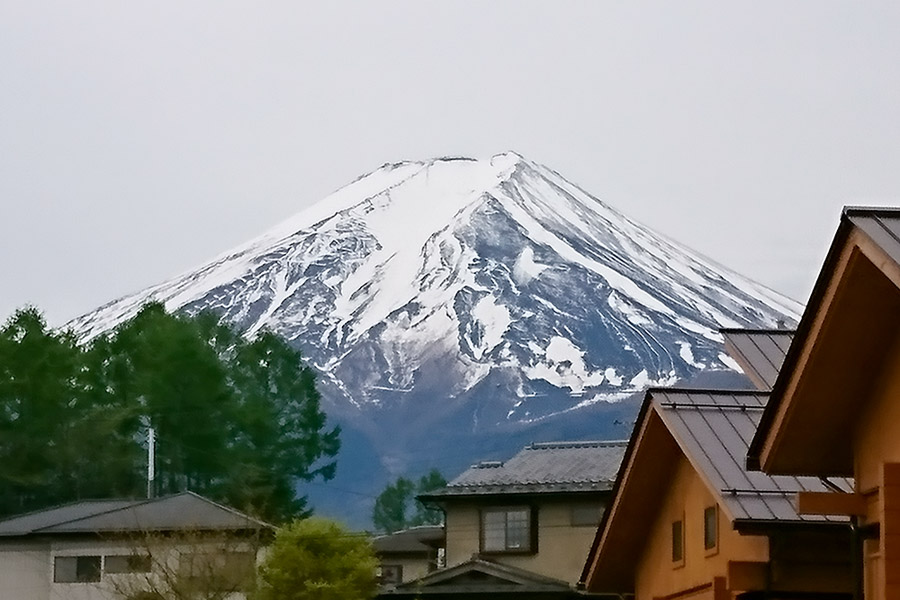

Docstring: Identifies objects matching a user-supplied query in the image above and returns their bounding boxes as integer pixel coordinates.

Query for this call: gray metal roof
[0,492,268,536]
[429,440,628,497]
[847,207,900,263]
[373,525,444,554]
[652,389,852,524]
[721,329,795,390]
[0,500,140,536]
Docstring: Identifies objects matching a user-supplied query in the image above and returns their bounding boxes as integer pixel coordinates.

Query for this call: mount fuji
[70,152,801,524]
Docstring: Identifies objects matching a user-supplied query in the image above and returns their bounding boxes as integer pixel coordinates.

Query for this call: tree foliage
[256,517,378,600]
[0,303,340,522]
[372,469,447,533]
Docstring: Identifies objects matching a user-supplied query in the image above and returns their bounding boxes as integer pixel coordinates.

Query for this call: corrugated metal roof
[721,329,794,390]
[652,389,852,524]
[0,492,268,536]
[429,440,628,497]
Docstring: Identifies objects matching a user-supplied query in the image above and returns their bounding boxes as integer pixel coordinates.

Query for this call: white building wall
[0,541,51,600]
[0,537,258,600]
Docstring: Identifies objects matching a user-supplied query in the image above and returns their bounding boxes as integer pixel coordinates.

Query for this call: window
[105,554,152,574]
[54,556,101,583]
[180,552,256,592]
[570,502,604,527]
[704,506,718,551]
[671,519,684,563]
[481,507,533,553]
[378,564,403,585]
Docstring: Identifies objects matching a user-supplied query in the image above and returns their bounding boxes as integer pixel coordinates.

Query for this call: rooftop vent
[474,461,503,469]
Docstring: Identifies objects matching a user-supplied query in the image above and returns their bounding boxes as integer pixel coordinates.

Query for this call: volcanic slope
[70,152,801,522]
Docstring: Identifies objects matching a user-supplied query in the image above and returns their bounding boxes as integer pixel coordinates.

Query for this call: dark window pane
[704,506,717,550]
[76,556,101,582]
[672,520,683,562]
[105,554,151,574]
[54,557,78,583]
[379,564,403,584]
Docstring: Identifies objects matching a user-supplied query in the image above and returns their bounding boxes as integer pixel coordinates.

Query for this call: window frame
[671,516,685,567]
[703,505,719,555]
[53,555,102,583]
[479,506,537,555]
[378,564,403,585]
[104,554,152,575]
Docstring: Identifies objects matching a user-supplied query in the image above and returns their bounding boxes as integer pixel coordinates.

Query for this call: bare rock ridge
[70,152,801,524]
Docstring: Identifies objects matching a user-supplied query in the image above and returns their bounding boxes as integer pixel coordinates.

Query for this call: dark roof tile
[429,440,627,497]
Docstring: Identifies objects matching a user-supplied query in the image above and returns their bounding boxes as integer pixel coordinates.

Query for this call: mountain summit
[71,152,800,522]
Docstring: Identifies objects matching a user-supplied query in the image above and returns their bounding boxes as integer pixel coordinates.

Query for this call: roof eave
[747,210,855,471]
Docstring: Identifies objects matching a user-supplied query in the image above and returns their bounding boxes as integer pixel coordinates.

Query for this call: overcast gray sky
[2,1,900,325]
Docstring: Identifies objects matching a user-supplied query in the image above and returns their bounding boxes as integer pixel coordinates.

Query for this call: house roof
[382,556,577,597]
[582,388,851,592]
[423,441,628,498]
[653,389,851,525]
[373,525,444,554]
[748,206,900,474]
[0,492,269,537]
[720,328,795,390]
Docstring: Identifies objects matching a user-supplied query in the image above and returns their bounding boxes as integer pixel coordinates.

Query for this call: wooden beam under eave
[796,491,867,516]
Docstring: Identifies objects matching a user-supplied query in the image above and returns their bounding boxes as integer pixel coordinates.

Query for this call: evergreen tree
[0,303,340,522]
[372,469,447,533]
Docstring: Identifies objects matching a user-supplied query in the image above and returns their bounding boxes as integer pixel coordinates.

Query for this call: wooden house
[747,207,900,600]
[580,388,854,599]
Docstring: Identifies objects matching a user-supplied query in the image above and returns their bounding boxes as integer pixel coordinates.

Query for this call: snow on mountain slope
[70,152,800,423]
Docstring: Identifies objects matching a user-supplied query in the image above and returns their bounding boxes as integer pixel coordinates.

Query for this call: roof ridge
[0,498,140,528]
[647,386,768,396]
[659,402,765,411]
[719,327,796,335]
[180,491,272,529]
[29,493,189,533]
[528,440,629,449]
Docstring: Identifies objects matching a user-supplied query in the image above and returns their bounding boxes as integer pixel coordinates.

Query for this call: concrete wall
[444,497,601,583]
[0,536,257,600]
[0,540,51,600]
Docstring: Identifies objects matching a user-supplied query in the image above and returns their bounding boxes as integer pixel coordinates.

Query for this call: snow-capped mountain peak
[70,153,800,422]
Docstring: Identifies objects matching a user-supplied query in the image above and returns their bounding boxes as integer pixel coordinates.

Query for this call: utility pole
[147,426,156,499]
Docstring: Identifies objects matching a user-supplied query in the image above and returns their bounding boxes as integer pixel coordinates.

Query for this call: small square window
[671,520,684,563]
[704,506,718,551]
[481,507,533,553]
[378,564,403,585]
[54,556,101,583]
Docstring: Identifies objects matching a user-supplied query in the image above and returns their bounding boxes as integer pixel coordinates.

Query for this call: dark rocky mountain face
[70,153,800,526]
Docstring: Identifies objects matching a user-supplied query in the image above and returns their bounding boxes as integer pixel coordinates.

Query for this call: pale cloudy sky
[2,1,900,325]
